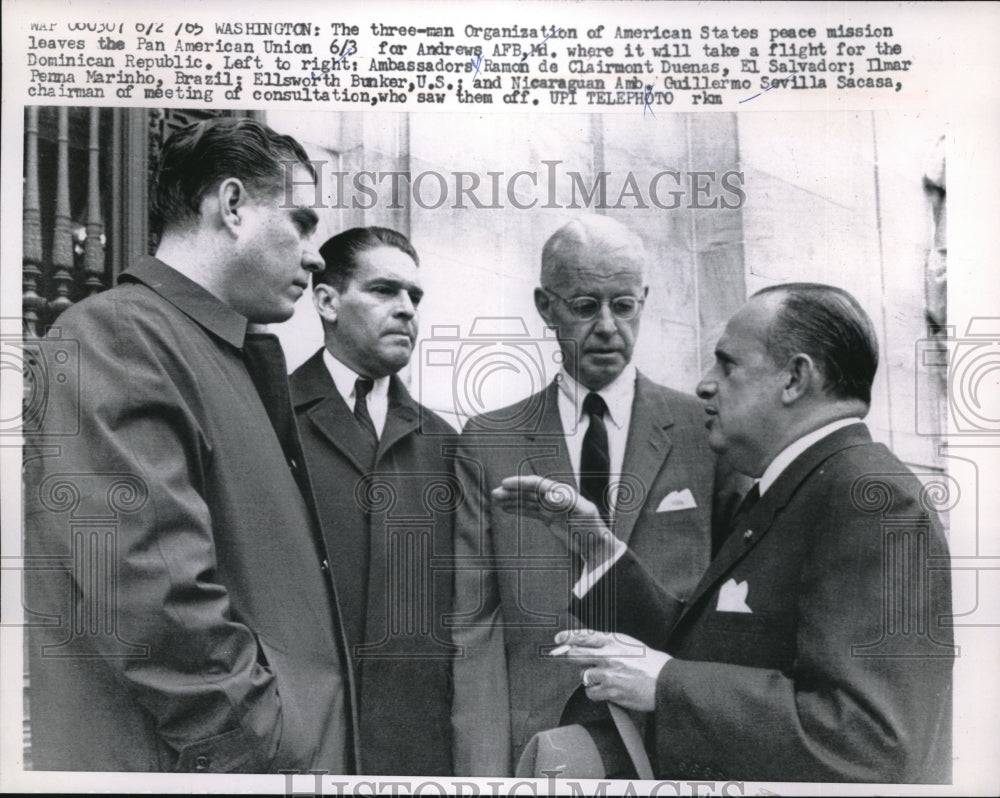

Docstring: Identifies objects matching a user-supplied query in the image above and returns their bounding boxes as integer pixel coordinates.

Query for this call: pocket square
[655,488,697,513]
[716,578,753,613]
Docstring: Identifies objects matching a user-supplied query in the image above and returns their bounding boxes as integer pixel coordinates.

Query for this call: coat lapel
[290,349,374,474]
[522,382,574,480]
[673,423,874,629]
[378,376,420,462]
[614,373,675,546]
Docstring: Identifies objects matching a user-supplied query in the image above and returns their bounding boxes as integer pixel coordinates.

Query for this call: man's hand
[491,475,618,568]
[548,629,671,712]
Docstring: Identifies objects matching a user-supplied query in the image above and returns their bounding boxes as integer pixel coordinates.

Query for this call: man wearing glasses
[451,215,725,775]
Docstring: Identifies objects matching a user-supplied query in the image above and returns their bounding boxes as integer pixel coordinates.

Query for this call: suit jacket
[23,258,358,773]
[573,423,954,783]
[451,373,724,775]
[290,349,456,776]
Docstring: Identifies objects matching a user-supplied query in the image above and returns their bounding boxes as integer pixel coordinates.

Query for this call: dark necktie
[730,483,761,531]
[580,392,611,524]
[353,377,379,448]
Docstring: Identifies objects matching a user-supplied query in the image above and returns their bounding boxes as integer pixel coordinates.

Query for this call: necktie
[353,377,379,448]
[730,483,761,531]
[580,392,611,524]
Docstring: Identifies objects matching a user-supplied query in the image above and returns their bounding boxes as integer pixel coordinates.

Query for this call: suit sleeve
[450,435,512,776]
[569,549,686,649]
[24,307,286,772]
[651,470,954,783]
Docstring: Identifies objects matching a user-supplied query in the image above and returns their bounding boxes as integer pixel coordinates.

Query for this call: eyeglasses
[541,288,645,321]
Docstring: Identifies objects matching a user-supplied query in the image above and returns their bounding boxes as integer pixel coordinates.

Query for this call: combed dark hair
[150,117,315,236]
[315,227,419,289]
[754,283,879,405]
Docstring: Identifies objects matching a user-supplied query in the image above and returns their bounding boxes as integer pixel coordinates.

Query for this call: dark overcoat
[290,350,456,776]
[24,258,359,773]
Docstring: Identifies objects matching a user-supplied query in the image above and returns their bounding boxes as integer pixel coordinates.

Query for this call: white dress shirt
[322,349,391,438]
[573,416,864,598]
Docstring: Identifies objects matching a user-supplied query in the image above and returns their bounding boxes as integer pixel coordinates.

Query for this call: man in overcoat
[290,227,456,776]
[24,118,358,773]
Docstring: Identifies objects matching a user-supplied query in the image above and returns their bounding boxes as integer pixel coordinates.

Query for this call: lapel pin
[743,529,754,543]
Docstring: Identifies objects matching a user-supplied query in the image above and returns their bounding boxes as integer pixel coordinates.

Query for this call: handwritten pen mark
[643,84,656,118]
[739,78,786,104]
[521,27,561,61]
[471,54,483,80]
[311,44,356,80]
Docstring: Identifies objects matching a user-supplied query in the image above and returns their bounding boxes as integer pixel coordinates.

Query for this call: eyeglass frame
[539,287,646,321]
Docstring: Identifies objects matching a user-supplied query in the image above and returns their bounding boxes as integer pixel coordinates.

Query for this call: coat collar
[674,422,874,628]
[119,256,248,349]
[290,349,420,472]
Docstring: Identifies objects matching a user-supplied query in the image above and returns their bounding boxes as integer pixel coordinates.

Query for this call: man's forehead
[549,257,645,291]
[354,246,422,286]
[719,298,775,353]
[284,178,320,208]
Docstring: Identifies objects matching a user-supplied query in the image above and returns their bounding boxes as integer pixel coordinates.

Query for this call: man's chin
[377,348,412,374]
[707,436,727,456]
[248,306,295,325]
[579,361,626,390]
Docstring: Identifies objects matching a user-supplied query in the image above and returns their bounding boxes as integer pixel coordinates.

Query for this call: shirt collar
[118,256,248,349]
[322,349,391,404]
[758,417,863,495]
[556,363,637,430]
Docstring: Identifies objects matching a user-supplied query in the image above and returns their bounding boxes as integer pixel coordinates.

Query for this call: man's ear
[313,282,340,324]
[781,353,819,405]
[217,178,248,235]
[534,287,554,327]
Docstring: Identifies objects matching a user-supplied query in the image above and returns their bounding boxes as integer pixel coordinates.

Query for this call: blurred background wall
[265,109,947,473]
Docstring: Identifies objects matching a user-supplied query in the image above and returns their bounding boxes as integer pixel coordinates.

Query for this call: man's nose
[302,246,324,273]
[696,372,717,400]
[395,291,416,317]
[592,303,617,334]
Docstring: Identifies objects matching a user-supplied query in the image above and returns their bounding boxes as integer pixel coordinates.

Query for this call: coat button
[193,755,210,771]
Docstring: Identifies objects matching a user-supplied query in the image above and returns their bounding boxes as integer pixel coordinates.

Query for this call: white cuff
[572,536,628,599]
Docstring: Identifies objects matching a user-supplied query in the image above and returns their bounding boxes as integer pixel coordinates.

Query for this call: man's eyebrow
[291,206,319,232]
[366,277,423,294]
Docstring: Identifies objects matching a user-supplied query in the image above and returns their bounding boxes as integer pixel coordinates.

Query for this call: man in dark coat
[504,283,954,783]
[23,118,358,773]
[290,227,456,776]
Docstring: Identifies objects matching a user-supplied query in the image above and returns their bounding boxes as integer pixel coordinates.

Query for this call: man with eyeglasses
[451,215,729,776]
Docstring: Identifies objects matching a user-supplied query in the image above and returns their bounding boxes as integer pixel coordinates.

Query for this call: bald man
[450,216,732,775]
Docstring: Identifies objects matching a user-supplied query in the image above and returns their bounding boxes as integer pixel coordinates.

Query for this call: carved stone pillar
[22,107,45,338]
